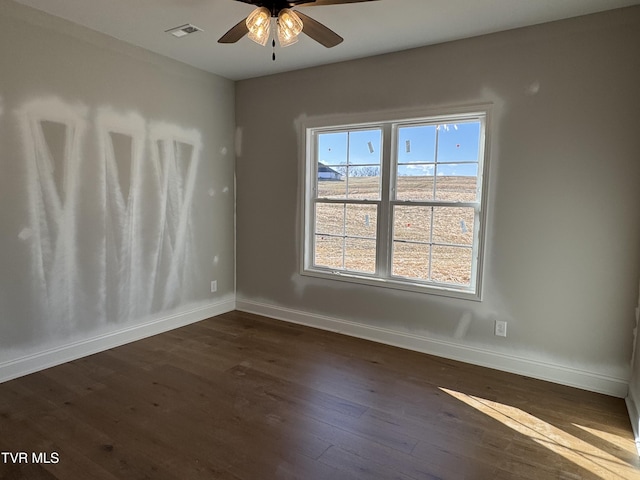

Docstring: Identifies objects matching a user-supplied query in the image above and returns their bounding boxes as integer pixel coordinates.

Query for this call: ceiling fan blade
[218,17,249,44]
[298,0,379,6]
[295,11,343,48]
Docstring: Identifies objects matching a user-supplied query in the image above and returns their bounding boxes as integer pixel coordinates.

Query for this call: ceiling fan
[218,0,378,51]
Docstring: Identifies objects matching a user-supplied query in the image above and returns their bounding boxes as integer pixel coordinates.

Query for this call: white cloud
[406,164,434,173]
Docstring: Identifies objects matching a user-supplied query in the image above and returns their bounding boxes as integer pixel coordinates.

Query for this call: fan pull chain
[272,38,276,61]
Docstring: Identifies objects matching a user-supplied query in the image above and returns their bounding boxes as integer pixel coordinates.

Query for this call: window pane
[433,207,475,246]
[348,129,382,166]
[347,174,380,200]
[431,246,472,286]
[345,204,377,239]
[315,203,344,236]
[345,238,376,273]
[317,169,346,198]
[393,206,431,242]
[395,173,435,201]
[397,125,436,163]
[314,235,343,269]
[317,132,347,198]
[434,166,478,202]
[436,122,480,163]
[318,132,347,167]
[392,242,430,280]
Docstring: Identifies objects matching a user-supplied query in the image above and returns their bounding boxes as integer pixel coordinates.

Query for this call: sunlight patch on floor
[572,423,638,457]
[440,387,638,479]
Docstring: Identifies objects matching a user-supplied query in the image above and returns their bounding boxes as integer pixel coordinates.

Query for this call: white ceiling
[12,0,640,80]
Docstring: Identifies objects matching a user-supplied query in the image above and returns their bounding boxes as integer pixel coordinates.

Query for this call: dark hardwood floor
[0,310,638,479]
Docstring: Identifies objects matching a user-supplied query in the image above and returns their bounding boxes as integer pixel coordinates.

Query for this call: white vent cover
[166,24,202,38]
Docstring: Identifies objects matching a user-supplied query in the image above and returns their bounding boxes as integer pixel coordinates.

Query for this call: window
[301,106,490,300]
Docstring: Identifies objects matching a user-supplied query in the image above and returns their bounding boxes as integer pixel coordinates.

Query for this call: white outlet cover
[210,280,217,293]
[495,320,507,337]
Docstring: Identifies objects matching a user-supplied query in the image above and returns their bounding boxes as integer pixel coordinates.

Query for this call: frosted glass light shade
[277,9,303,47]
[277,25,298,47]
[246,7,271,46]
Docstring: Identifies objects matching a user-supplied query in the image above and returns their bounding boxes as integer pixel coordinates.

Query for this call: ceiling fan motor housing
[220,0,377,47]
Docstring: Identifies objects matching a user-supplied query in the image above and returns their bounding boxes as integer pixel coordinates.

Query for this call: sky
[317,121,481,177]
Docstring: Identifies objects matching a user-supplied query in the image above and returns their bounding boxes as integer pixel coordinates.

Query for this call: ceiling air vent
[166,24,202,38]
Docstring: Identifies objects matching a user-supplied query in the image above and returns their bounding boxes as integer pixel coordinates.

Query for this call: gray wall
[236,7,640,386]
[0,1,235,363]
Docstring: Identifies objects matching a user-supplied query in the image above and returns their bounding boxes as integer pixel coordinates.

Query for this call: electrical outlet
[210,280,217,293]
[494,320,507,337]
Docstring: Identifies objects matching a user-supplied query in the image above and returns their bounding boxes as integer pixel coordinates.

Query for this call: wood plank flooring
[0,310,638,479]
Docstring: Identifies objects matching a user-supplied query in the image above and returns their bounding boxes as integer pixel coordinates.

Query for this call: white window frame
[300,105,491,301]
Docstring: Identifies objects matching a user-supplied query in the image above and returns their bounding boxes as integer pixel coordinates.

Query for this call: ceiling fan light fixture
[277,9,303,47]
[246,6,271,46]
[277,27,298,47]
[248,23,271,46]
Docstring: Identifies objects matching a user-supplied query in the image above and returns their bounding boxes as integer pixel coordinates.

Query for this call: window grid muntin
[390,202,478,287]
[312,198,381,274]
[316,127,382,202]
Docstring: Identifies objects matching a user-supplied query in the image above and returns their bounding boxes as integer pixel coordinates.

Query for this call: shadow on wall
[7,96,203,344]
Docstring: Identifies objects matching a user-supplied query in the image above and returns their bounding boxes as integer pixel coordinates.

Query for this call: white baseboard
[626,392,640,456]
[2,297,630,399]
[236,299,629,398]
[0,299,236,384]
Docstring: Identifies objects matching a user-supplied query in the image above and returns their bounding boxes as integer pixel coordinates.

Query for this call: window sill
[301,268,482,302]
